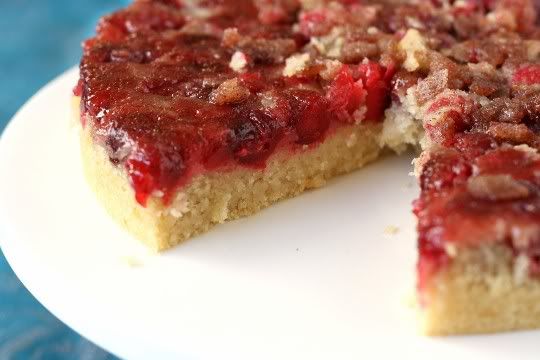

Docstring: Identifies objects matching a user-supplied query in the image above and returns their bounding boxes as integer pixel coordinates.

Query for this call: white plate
[1,68,539,360]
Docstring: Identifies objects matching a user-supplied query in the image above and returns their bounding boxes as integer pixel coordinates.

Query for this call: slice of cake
[75,0,414,250]
[76,0,540,335]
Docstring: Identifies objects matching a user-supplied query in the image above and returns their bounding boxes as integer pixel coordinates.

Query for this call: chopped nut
[367,26,378,35]
[222,27,241,47]
[340,40,379,63]
[467,174,530,201]
[487,122,535,144]
[414,69,448,105]
[210,78,250,105]
[223,28,297,64]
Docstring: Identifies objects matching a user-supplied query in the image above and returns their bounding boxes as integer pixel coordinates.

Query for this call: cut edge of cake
[421,244,540,335]
[76,96,404,251]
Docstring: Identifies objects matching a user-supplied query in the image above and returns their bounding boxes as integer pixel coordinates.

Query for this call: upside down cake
[75,0,540,335]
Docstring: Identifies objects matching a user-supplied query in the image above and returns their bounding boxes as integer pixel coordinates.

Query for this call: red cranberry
[299,10,330,37]
[238,72,266,93]
[97,15,128,42]
[326,67,365,122]
[125,143,160,206]
[512,65,540,86]
[454,132,496,159]
[358,62,393,122]
[97,5,185,41]
[125,139,186,206]
[426,94,466,114]
[154,0,183,8]
[229,108,280,166]
[420,151,472,191]
[290,89,332,144]
[109,48,146,63]
[73,79,83,96]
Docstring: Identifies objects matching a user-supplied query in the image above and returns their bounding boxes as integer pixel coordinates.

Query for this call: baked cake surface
[77,0,540,335]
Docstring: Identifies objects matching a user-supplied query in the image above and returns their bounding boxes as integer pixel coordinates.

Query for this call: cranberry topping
[419,150,472,192]
[358,62,394,122]
[512,65,540,86]
[290,89,332,144]
[299,10,330,37]
[73,79,83,96]
[97,2,186,42]
[229,107,281,166]
[453,132,497,159]
[326,66,365,122]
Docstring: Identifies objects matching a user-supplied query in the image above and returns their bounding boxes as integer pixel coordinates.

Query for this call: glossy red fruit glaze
[453,132,497,159]
[326,67,365,122]
[228,107,282,166]
[96,2,185,42]
[290,89,332,144]
[238,72,266,92]
[419,150,472,192]
[357,62,394,122]
[512,65,540,85]
[73,79,83,96]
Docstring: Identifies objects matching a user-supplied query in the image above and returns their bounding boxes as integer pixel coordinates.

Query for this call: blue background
[0,1,129,358]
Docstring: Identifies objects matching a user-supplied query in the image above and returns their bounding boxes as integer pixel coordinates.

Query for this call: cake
[75,0,540,335]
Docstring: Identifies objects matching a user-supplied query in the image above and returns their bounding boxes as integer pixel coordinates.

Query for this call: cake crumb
[229,51,248,72]
[346,133,358,148]
[514,254,530,285]
[283,53,311,77]
[122,256,143,268]
[444,243,458,257]
[403,290,418,309]
[384,225,399,235]
[398,29,428,72]
[167,192,190,218]
[367,26,378,35]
